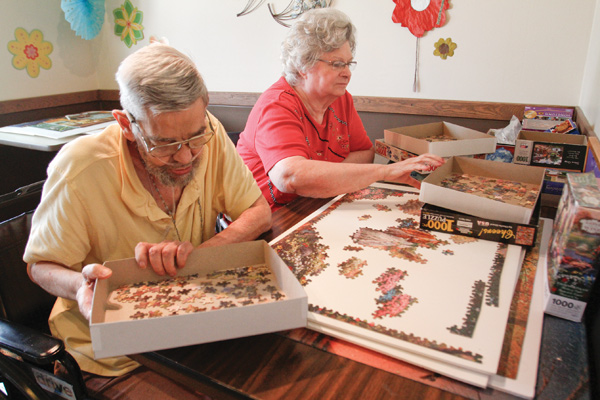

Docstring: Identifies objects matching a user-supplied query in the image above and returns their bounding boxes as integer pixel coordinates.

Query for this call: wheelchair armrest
[0,318,64,365]
[0,352,54,400]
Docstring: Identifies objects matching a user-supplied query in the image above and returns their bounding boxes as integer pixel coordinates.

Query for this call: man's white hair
[116,43,209,121]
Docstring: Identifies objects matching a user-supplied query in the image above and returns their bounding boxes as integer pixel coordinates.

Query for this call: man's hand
[76,263,112,321]
[135,240,194,276]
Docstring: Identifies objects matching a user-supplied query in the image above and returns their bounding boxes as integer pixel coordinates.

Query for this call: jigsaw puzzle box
[375,138,487,163]
[545,172,600,322]
[522,106,574,132]
[513,130,588,172]
[90,240,307,359]
[374,138,418,162]
[420,199,540,247]
[384,122,496,157]
[419,156,545,224]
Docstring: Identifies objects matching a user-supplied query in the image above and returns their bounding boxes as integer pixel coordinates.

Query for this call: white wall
[0,0,99,100]
[580,1,600,133]
[1,0,598,131]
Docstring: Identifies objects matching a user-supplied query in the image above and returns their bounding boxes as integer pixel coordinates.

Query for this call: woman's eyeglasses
[317,59,357,71]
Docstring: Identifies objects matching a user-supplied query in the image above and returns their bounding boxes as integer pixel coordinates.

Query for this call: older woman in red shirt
[237,8,443,211]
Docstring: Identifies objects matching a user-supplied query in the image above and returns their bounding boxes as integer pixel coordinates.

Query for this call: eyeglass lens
[318,59,356,71]
[127,111,215,157]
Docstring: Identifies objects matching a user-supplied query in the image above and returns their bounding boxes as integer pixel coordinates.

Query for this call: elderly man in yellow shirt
[23,43,271,399]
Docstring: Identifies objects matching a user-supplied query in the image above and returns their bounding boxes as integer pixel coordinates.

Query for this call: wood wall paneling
[0,91,100,114]
[1,89,591,133]
[0,90,596,194]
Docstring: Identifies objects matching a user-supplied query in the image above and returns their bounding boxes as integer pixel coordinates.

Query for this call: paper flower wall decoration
[392,0,450,38]
[61,0,106,40]
[7,28,53,78]
[434,38,457,59]
[391,0,451,92]
[113,0,144,48]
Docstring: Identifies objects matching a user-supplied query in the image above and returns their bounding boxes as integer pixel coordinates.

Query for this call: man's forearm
[28,261,83,300]
[201,196,272,247]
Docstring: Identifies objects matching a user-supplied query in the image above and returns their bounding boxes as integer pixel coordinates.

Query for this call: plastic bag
[494,115,521,145]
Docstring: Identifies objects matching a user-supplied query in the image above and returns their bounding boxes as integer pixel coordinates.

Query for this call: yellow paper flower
[7,28,53,78]
[433,38,457,60]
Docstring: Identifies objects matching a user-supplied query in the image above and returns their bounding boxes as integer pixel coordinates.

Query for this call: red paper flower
[392,0,450,38]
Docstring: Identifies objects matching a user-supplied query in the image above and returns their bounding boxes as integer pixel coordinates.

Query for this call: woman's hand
[134,240,194,276]
[383,153,445,188]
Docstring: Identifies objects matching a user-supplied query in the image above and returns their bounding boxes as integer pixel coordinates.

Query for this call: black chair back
[0,180,44,223]
[0,182,89,399]
[0,211,56,333]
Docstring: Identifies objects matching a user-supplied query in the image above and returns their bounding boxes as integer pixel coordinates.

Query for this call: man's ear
[112,110,135,141]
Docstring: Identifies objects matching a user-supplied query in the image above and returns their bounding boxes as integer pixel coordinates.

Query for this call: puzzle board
[488,219,550,398]
[271,183,524,380]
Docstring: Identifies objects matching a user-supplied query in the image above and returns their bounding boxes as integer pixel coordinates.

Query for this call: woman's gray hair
[281,8,356,86]
[116,43,209,121]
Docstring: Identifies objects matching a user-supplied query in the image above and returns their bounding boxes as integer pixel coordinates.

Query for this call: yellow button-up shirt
[24,112,262,376]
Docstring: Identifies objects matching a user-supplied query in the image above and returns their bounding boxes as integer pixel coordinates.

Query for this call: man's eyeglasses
[317,59,357,71]
[126,110,215,158]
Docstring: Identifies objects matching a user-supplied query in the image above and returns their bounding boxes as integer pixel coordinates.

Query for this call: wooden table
[130,196,591,400]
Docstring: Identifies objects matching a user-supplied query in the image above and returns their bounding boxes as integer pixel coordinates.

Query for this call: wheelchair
[0,182,90,399]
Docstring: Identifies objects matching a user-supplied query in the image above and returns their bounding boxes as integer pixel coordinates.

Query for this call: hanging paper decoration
[434,38,457,59]
[237,0,331,27]
[61,0,106,40]
[113,0,144,48]
[237,0,266,17]
[391,0,449,38]
[7,28,53,78]
[268,0,332,27]
[391,0,451,92]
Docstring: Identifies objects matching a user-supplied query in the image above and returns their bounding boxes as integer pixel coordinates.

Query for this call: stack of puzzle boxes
[515,106,589,206]
[377,122,546,247]
[376,121,496,165]
[418,157,545,247]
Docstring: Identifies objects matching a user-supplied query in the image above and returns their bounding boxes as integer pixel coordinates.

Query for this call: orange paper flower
[7,28,53,78]
[392,0,450,38]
